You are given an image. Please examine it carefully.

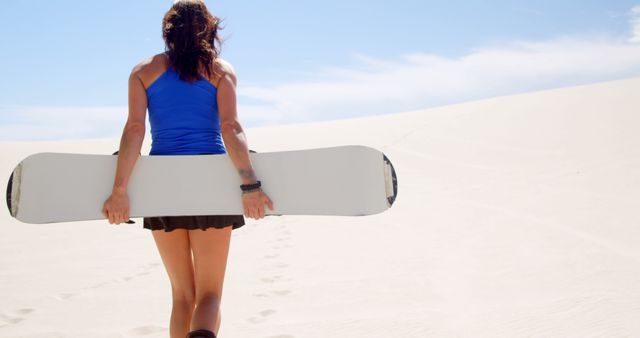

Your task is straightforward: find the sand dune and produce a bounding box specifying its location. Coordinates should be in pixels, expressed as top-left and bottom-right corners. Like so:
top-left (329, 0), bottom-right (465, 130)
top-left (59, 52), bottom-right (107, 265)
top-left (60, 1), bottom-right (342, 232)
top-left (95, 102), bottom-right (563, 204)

top-left (1, 77), bottom-right (639, 337)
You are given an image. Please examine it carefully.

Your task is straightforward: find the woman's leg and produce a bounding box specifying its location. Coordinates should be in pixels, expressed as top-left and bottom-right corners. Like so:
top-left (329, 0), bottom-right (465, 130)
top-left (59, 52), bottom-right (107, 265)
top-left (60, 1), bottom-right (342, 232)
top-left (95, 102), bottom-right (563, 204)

top-left (152, 229), bottom-right (196, 338)
top-left (188, 226), bottom-right (233, 335)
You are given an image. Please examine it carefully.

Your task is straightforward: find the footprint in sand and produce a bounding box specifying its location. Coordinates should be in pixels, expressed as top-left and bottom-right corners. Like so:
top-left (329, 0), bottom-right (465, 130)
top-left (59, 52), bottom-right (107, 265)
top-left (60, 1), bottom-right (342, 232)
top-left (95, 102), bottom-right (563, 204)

top-left (260, 275), bottom-right (287, 284)
top-left (246, 309), bottom-right (277, 324)
top-left (54, 262), bottom-right (161, 300)
top-left (13, 308), bottom-right (36, 315)
top-left (91, 281), bottom-right (111, 289)
top-left (254, 273), bottom-right (292, 298)
top-left (270, 289), bottom-right (291, 296)
top-left (0, 313), bottom-right (24, 325)
top-left (123, 270), bottom-right (151, 281)
top-left (127, 325), bottom-right (167, 336)
top-left (252, 288), bottom-right (292, 298)
top-left (53, 292), bottom-right (75, 300)
top-left (0, 308), bottom-right (36, 326)
top-left (273, 243), bottom-right (293, 249)
top-left (55, 282), bottom-right (111, 300)
top-left (260, 277), bottom-right (276, 284)
top-left (122, 263), bottom-right (160, 282)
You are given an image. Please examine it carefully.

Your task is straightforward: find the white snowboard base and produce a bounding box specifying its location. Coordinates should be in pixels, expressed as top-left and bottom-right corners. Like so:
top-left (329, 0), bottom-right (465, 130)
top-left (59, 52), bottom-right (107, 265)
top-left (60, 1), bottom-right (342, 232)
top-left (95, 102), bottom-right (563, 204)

top-left (7, 145), bottom-right (398, 224)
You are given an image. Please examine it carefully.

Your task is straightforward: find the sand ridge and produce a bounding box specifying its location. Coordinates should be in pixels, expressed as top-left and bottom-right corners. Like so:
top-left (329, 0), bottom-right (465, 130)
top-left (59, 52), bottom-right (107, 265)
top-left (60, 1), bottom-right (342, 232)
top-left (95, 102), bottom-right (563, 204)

top-left (0, 77), bottom-right (639, 337)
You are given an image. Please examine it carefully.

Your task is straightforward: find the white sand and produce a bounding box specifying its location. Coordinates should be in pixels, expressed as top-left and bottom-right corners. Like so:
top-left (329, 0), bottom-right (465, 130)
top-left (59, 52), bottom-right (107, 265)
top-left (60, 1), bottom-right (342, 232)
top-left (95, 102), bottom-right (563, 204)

top-left (1, 77), bottom-right (639, 337)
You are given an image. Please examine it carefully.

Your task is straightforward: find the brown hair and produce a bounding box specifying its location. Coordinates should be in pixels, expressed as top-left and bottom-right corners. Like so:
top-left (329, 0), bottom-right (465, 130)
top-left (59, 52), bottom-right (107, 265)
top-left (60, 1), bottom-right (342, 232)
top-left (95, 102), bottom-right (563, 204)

top-left (162, 0), bottom-right (223, 83)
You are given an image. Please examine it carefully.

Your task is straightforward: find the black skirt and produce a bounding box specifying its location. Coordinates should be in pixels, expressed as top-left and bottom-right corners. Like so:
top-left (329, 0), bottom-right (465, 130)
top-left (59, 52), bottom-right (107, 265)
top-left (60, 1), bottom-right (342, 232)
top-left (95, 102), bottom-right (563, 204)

top-left (143, 214), bottom-right (245, 232)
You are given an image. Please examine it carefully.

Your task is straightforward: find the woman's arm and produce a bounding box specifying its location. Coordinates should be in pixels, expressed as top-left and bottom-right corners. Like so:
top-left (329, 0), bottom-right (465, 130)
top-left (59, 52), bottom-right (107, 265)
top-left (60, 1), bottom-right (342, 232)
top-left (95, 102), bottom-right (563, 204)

top-left (217, 61), bottom-right (257, 184)
top-left (102, 65), bottom-right (147, 224)
top-left (216, 60), bottom-right (273, 218)
top-left (113, 66), bottom-right (147, 191)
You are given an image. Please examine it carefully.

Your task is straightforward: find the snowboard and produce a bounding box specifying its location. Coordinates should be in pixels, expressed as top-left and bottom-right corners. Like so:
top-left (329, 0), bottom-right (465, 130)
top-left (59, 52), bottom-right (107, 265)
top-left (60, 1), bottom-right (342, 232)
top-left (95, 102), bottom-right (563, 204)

top-left (6, 145), bottom-right (398, 224)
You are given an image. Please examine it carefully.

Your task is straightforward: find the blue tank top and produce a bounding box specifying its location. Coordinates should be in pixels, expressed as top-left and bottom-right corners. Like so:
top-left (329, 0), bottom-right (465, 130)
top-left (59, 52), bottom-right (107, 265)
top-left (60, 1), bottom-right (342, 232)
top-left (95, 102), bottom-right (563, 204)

top-left (146, 66), bottom-right (226, 155)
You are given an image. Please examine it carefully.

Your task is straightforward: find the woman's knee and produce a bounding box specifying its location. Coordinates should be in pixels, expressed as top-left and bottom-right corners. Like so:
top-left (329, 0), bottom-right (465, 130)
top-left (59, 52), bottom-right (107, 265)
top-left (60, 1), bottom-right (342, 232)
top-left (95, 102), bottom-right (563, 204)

top-left (195, 292), bottom-right (221, 307)
top-left (172, 288), bottom-right (196, 309)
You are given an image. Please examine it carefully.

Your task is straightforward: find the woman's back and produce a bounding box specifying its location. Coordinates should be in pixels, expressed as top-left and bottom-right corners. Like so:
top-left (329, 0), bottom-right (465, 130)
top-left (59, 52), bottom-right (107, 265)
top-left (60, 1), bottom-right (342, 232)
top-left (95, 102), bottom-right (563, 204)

top-left (146, 56), bottom-right (226, 156)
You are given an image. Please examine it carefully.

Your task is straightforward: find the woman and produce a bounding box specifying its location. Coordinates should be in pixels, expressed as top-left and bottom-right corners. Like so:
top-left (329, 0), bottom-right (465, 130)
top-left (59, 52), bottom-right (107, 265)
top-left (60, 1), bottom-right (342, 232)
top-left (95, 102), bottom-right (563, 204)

top-left (101, 1), bottom-right (273, 337)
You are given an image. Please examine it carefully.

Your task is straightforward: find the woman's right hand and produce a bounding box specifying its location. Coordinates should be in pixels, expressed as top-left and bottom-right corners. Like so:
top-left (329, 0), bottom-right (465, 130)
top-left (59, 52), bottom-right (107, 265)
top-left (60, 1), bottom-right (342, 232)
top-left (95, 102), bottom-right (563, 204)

top-left (242, 189), bottom-right (274, 219)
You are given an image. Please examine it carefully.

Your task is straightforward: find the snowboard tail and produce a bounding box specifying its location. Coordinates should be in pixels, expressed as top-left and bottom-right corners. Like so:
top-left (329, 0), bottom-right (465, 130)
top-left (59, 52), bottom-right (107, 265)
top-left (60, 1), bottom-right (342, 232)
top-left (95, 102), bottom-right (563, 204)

top-left (6, 171), bottom-right (13, 217)
top-left (7, 166), bottom-right (20, 218)
top-left (383, 154), bottom-right (398, 207)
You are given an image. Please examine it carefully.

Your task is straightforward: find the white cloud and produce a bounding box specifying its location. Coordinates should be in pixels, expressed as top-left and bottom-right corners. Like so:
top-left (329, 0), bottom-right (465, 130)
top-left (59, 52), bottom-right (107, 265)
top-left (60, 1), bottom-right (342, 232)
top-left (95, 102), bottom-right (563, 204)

top-left (631, 5), bottom-right (640, 43)
top-left (237, 37), bottom-right (640, 125)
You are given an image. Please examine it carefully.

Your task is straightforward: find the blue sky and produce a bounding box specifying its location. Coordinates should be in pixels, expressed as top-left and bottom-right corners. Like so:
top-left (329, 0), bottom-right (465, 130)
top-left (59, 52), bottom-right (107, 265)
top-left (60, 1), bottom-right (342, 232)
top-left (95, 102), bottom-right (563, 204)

top-left (1, 0), bottom-right (640, 140)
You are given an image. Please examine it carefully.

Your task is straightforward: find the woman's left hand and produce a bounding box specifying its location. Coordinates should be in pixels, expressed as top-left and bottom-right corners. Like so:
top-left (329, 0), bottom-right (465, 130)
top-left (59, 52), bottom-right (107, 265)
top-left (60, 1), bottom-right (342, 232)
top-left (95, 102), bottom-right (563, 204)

top-left (102, 190), bottom-right (130, 224)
